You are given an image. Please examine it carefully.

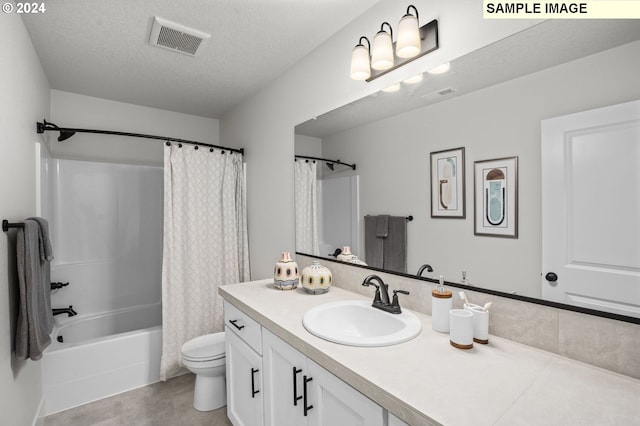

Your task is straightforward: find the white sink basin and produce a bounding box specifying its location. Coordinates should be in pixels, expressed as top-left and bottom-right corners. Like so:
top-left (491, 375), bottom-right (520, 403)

top-left (302, 300), bottom-right (422, 347)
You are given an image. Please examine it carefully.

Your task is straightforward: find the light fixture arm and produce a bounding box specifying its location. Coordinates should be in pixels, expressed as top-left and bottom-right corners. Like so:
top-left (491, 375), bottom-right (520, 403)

top-left (358, 36), bottom-right (370, 52)
top-left (405, 5), bottom-right (419, 22)
top-left (379, 22), bottom-right (393, 40)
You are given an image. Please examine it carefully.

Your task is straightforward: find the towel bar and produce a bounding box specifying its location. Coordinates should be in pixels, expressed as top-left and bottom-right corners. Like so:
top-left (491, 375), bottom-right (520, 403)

top-left (2, 219), bottom-right (24, 232)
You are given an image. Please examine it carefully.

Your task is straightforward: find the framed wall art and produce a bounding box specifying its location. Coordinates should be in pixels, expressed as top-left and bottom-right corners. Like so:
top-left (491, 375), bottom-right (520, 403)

top-left (430, 147), bottom-right (465, 218)
top-left (474, 156), bottom-right (518, 238)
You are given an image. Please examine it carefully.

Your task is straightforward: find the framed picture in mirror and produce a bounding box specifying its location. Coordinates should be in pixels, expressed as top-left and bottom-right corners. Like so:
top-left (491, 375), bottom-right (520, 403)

top-left (430, 147), bottom-right (466, 218)
top-left (474, 156), bottom-right (518, 238)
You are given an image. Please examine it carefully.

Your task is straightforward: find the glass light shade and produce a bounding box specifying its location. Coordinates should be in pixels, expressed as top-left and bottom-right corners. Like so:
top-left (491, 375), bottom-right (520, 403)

top-left (427, 62), bottom-right (451, 75)
top-left (396, 14), bottom-right (421, 58)
top-left (350, 44), bottom-right (371, 80)
top-left (382, 83), bottom-right (401, 93)
top-left (371, 30), bottom-right (394, 70)
top-left (403, 73), bottom-right (423, 84)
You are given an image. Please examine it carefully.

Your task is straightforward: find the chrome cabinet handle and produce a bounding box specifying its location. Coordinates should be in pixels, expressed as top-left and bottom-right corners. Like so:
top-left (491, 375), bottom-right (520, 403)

top-left (293, 367), bottom-right (303, 406)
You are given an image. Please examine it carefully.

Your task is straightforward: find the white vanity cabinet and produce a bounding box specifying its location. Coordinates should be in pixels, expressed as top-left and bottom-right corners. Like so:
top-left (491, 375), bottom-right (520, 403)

top-left (225, 301), bottom-right (264, 426)
top-left (262, 328), bottom-right (384, 426)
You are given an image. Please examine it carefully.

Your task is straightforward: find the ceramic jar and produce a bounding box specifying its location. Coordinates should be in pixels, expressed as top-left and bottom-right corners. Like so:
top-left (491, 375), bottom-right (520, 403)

top-left (349, 256), bottom-right (368, 266)
top-left (273, 252), bottom-right (299, 290)
top-left (336, 246), bottom-right (354, 262)
top-left (300, 261), bottom-right (332, 294)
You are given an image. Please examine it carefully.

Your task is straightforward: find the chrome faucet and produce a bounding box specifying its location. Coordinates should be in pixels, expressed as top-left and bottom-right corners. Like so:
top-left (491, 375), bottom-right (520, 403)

top-left (361, 275), bottom-right (409, 314)
top-left (52, 305), bottom-right (77, 317)
top-left (417, 264), bottom-right (433, 277)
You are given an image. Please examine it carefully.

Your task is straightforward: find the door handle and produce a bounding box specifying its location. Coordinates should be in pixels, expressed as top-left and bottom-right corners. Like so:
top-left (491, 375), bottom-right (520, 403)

top-left (303, 375), bottom-right (313, 416)
top-left (293, 367), bottom-right (302, 406)
top-left (251, 368), bottom-right (260, 398)
top-left (545, 272), bottom-right (558, 282)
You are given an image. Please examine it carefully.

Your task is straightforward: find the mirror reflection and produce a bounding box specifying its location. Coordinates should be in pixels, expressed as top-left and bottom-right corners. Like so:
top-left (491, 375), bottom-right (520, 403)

top-left (294, 20), bottom-right (640, 318)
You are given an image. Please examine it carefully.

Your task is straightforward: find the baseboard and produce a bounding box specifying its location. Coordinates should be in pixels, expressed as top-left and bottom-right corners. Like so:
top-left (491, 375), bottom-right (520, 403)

top-left (32, 397), bottom-right (46, 426)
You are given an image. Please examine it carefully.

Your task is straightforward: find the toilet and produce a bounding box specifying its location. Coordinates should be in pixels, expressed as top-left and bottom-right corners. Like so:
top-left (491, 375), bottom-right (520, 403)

top-left (181, 332), bottom-right (227, 411)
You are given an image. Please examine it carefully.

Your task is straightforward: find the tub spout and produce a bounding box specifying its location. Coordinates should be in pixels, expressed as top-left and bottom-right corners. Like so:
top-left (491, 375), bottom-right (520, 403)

top-left (52, 305), bottom-right (77, 317)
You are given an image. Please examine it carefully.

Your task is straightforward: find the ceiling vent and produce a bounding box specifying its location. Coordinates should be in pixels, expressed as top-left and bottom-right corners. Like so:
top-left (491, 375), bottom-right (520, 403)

top-left (420, 87), bottom-right (456, 100)
top-left (149, 17), bottom-right (210, 56)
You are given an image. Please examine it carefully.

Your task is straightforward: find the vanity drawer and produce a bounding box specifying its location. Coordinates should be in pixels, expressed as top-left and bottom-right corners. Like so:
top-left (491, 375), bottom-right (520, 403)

top-left (224, 300), bottom-right (262, 355)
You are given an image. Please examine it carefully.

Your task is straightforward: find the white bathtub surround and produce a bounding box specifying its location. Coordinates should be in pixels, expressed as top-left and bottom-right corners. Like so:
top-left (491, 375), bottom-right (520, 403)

top-left (46, 158), bottom-right (163, 316)
top-left (160, 144), bottom-right (249, 380)
top-left (43, 303), bottom-right (162, 414)
top-left (294, 159), bottom-right (319, 255)
top-left (220, 280), bottom-right (640, 425)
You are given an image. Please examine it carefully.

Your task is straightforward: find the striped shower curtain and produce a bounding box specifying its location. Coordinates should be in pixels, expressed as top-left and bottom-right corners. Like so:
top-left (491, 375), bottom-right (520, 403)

top-left (160, 143), bottom-right (249, 380)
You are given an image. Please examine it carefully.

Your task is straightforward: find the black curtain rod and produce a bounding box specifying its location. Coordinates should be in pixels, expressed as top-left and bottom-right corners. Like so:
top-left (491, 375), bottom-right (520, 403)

top-left (2, 220), bottom-right (24, 232)
top-left (294, 155), bottom-right (356, 170)
top-left (36, 120), bottom-right (244, 155)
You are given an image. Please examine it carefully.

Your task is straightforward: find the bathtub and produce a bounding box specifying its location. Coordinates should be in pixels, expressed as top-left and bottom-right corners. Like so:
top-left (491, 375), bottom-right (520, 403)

top-left (43, 303), bottom-right (162, 415)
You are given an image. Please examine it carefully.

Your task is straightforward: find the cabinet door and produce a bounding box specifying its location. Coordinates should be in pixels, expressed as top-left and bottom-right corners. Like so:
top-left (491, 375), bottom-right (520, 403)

top-left (307, 359), bottom-right (384, 426)
top-left (263, 329), bottom-right (308, 426)
top-left (226, 328), bottom-right (264, 426)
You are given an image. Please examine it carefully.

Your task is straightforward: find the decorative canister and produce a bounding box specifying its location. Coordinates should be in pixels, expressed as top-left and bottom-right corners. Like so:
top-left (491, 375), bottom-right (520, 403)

top-left (336, 246), bottom-right (354, 262)
top-left (349, 256), bottom-right (368, 266)
top-left (273, 252), bottom-right (299, 290)
top-left (300, 261), bottom-right (332, 294)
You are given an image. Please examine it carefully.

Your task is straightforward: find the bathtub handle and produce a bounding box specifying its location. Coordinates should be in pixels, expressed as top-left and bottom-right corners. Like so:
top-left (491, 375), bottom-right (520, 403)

top-left (251, 368), bottom-right (260, 398)
top-left (229, 319), bottom-right (245, 331)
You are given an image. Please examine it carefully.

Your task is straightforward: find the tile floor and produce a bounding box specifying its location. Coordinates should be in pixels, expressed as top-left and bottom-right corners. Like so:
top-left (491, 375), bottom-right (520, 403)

top-left (44, 373), bottom-right (232, 426)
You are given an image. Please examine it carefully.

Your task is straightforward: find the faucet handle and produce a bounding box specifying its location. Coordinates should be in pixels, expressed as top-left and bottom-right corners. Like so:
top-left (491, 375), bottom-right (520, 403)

top-left (391, 289), bottom-right (410, 309)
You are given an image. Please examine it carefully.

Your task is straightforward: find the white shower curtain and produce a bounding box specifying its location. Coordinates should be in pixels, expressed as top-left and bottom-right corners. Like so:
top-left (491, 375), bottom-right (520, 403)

top-left (294, 160), bottom-right (319, 255)
top-left (160, 143), bottom-right (249, 380)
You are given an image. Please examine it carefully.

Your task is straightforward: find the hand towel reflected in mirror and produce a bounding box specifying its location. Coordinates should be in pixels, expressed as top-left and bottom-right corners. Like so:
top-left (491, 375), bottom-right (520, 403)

top-left (364, 215), bottom-right (407, 273)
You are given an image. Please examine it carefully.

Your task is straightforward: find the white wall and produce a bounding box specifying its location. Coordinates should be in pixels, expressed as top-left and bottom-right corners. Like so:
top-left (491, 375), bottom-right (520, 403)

top-left (49, 90), bottom-right (220, 166)
top-left (321, 41), bottom-right (640, 297)
top-left (221, 0), bottom-right (538, 278)
top-left (0, 12), bottom-right (51, 426)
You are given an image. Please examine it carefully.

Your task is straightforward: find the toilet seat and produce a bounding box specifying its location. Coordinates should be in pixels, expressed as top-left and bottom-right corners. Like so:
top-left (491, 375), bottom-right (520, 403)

top-left (181, 333), bottom-right (226, 361)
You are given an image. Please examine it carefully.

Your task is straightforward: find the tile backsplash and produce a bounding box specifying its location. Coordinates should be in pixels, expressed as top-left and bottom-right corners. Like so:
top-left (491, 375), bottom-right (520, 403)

top-left (297, 254), bottom-right (640, 380)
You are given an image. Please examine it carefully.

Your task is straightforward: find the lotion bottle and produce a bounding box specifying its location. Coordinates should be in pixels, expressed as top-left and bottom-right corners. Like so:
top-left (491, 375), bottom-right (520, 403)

top-left (432, 275), bottom-right (452, 333)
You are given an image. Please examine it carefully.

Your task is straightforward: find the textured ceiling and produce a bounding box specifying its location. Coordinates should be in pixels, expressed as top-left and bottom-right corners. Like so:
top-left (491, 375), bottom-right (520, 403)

top-left (22, 0), bottom-right (379, 118)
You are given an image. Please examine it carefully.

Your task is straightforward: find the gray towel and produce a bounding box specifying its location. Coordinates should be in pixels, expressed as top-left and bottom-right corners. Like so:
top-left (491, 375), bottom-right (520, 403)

top-left (383, 216), bottom-right (407, 273)
top-left (376, 215), bottom-right (389, 238)
top-left (364, 215), bottom-right (407, 273)
top-left (364, 216), bottom-right (384, 269)
top-left (15, 219), bottom-right (54, 360)
top-left (26, 216), bottom-right (54, 262)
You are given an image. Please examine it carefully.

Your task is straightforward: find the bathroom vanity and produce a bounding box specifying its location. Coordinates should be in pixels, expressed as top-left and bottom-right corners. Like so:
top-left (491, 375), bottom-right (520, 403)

top-left (220, 279), bottom-right (640, 425)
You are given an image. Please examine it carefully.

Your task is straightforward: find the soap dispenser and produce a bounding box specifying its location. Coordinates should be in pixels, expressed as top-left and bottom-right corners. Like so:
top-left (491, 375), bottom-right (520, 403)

top-left (432, 275), bottom-right (452, 333)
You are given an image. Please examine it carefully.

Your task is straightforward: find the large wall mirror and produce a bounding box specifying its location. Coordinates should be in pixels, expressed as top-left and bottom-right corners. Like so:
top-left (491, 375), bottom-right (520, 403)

top-left (294, 20), bottom-right (640, 320)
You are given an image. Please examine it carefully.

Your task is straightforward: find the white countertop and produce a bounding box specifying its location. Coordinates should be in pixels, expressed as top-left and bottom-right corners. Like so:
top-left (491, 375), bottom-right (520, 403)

top-left (220, 280), bottom-right (640, 426)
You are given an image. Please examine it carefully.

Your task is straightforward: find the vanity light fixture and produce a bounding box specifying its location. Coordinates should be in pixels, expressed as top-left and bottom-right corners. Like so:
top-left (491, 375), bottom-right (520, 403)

top-left (382, 83), bottom-right (401, 93)
top-left (396, 6), bottom-right (421, 58)
top-left (427, 62), bottom-right (451, 75)
top-left (349, 5), bottom-right (439, 82)
top-left (371, 22), bottom-right (394, 70)
top-left (350, 36), bottom-right (371, 80)
top-left (403, 73), bottom-right (424, 84)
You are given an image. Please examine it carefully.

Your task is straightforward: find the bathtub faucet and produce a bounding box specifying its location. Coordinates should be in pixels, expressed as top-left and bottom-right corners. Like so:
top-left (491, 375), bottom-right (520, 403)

top-left (52, 305), bottom-right (77, 317)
